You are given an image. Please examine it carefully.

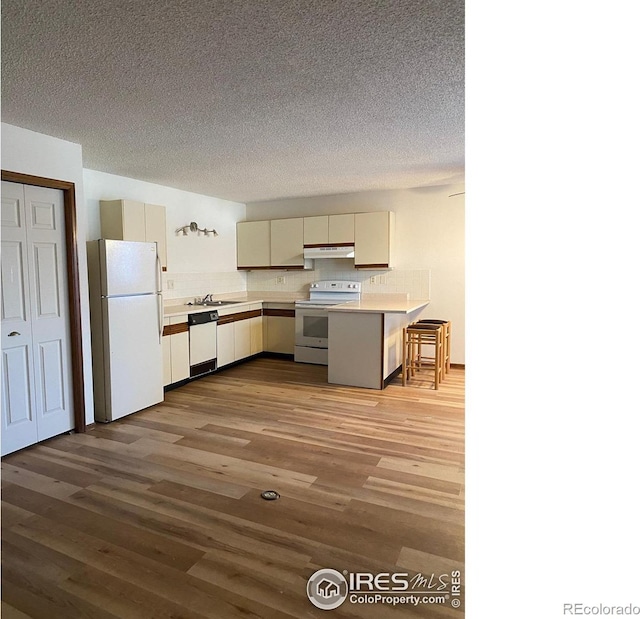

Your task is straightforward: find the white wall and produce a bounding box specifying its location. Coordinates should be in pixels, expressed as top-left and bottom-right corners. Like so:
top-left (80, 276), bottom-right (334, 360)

top-left (1, 122), bottom-right (95, 424)
top-left (83, 169), bottom-right (248, 299)
top-left (246, 185), bottom-right (465, 363)
top-left (83, 169), bottom-right (245, 271)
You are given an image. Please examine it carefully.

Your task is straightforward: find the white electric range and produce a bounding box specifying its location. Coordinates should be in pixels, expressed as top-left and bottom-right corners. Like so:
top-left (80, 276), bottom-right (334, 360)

top-left (294, 280), bottom-right (361, 365)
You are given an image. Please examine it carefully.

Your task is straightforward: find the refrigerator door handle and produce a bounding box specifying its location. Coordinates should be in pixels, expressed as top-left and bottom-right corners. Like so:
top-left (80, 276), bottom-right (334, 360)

top-left (155, 250), bottom-right (163, 343)
top-left (155, 251), bottom-right (162, 294)
top-left (157, 294), bottom-right (163, 344)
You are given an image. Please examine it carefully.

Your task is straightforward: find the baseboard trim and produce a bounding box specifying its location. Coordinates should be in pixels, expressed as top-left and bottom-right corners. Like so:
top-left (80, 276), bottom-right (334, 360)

top-left (260, 352), bottom-right (295, 361)
top-left (384, 365), bottom-right (403, 388)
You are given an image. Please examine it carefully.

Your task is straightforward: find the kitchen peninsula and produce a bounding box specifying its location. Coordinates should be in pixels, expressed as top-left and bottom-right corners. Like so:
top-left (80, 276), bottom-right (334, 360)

top-left (328, 298), bottom-right (430, 389)
top-left (163, 294), bottom-right (429, 391)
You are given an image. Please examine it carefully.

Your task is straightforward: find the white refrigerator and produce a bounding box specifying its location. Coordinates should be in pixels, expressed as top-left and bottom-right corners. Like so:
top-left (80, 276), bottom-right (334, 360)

top-left (87, 239), bottom-right (164, 422)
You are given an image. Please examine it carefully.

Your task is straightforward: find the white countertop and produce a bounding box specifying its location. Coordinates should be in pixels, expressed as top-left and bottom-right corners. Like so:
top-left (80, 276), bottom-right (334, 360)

top-left (163, 292), bottom-right (428, 317)
top-left (327, 299), bottom-right (430, 314)
top-left (163, 301), bottom-right (255, 318)
top-left (163, 292), bottom-right (302, 318)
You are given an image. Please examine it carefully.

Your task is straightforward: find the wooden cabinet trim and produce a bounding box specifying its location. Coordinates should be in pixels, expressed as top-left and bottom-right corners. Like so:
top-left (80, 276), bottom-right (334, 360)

top-left (263, 308), bottom-right (295, 318)
top-left (163, 322), bottom-right (188, 336)
top-left (238, 265), bottom-right (308, 271)
top-left (303, 242), bottom-right (354, 248)
top-left (217, 309), bottom-right (263, 325)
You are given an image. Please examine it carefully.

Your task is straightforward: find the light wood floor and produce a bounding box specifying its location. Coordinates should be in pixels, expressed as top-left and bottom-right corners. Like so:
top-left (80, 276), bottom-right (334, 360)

top-left (1, 357), bottom-right (465, 618)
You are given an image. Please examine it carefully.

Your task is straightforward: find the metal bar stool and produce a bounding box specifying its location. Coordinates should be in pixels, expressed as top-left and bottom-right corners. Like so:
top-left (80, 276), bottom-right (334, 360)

top-left (402, 323), bottom-right (443, 389)
top-left (417, 319), bottom-right (451, 374)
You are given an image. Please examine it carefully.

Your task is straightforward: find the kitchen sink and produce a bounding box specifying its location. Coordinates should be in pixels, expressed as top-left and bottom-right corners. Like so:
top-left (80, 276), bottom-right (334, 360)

top-left (187, 300), bottom-right (242, 306)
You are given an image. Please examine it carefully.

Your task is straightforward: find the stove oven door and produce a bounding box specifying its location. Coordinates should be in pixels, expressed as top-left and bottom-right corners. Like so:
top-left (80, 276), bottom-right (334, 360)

top-left (294, 307), bottom-right (331, 364)
top-left (295, 307), bottom-right (329, 349)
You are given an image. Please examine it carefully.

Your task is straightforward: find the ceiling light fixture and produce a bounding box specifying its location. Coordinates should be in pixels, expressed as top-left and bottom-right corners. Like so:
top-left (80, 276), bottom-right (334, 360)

top-left (175, 221), bottom-right (218, 237)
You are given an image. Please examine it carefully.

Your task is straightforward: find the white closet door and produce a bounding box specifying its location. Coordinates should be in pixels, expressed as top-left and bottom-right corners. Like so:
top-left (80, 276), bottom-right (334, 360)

top-left (1, 181), bottom-right (74, 456)
top-left (1, 182), bottom-right (38, 454)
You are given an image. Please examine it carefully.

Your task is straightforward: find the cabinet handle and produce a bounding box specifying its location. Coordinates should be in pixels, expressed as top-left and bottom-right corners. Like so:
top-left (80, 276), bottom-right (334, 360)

top-left (9, 331), bottom-right (20, 336)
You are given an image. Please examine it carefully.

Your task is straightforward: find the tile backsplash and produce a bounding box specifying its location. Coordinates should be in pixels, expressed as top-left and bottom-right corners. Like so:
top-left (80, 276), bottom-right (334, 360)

top-left (248, 261), bottom-right (431, 300)
top-left (162, 271), bottom-right (247, 302)
top-left (162, 263), bottom-right (431, 303)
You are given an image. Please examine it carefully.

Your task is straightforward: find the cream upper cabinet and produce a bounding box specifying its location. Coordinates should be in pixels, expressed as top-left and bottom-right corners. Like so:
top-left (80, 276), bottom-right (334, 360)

top-left (143, 203), bottom-right (167, 271)
top-left (354, 211), bottom-right (395, 268)
top-left (100, 199), bottom-right (167, 270)
top-left (270, 218), bottom-right (306, 268)
top-left (303, 216), bottom-right (328, 245)
top-left (303, 214), bottom-right (354, 245)
top-left (237, 220), bottom-right (270, 269)
top-left (329, 214), bottom-right (354, 244)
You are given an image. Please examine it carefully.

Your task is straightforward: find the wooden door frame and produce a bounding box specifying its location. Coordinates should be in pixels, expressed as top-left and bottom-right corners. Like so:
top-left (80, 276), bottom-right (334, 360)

top-left (2, 170), bottom-right (86, 433)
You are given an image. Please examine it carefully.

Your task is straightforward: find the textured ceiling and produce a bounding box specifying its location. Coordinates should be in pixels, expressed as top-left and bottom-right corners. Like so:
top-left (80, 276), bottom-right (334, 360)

top-left (1, 0), bottom-right (464, 203)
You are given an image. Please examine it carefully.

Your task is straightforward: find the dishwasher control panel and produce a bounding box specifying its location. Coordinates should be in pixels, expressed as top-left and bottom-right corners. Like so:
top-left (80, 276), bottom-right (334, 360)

top-left (188, 310), bottom-right (219, 326)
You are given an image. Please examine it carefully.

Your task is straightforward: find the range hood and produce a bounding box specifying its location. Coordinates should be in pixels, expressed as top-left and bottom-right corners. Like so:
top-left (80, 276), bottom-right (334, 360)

top-left (303, 245), bottom-right (355, 259)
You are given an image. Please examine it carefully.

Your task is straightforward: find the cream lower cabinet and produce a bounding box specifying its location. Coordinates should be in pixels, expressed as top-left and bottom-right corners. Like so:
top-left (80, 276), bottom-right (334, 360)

top-left (250, 316), bottom-right (263, 354)
top-left (234, 319), bottom-right (251, 360)
top-left (263, 314), bottom-right (295, 354)
top-left (216, 322), bottom-right (235, 368)
top-left (100, 199), bottom-right (168, 270)
top-left (217, 305), bottom-right (263, 367)
top-left (162, 317), bottom-right (190, 386)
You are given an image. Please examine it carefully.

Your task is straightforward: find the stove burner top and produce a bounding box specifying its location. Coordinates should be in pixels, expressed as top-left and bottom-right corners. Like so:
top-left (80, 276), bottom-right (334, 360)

top-left (294, 300), bottom-right (344, 307)
top-left (297, 280), bottom-right (362, 307)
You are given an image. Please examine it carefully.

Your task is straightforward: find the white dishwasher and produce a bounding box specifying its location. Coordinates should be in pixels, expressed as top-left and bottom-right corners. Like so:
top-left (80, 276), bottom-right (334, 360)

top-left (188, 310), bottom-right (219, 377)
